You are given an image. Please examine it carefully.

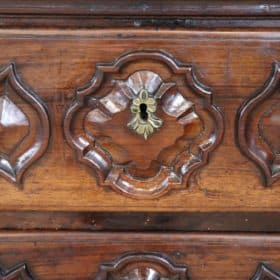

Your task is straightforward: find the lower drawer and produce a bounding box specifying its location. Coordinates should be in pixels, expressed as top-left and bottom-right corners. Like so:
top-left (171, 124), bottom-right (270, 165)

top-left (0, 232), bottom-right (280, 280)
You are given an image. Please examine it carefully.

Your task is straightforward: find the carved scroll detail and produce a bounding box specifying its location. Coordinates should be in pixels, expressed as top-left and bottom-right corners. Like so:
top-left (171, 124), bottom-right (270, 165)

top-left (64, 50), bottom-right (224, 199)
top-left (237, 62), bottom-right (280, 186)
top-left (251, 263), bottom-right (280, 280)
top-left (0, 63), bottom-right (50, 184)
top-left (95, 252), bottom-right (188, 280)
top-left (0, 263), bottom-right (33, 280)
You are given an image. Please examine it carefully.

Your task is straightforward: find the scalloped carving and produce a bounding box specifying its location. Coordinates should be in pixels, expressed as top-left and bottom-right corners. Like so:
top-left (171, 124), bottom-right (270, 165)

top-left (95, 252), bottom-right (188, 280)
top-left (0, 263), bottom-right (33, 279)
top-left (251, 263), bottom-right (280, 280)
top-left (0, 63), bottom-right (50, 184)
top-left (64, 50), bottom-right (224, 199)
top-left (237, 62), bottom-right (280, 186)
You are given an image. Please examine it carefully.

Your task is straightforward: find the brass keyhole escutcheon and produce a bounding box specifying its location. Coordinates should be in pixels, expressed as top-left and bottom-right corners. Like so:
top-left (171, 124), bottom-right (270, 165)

top-left (127, 89), bottom-right (163, 140)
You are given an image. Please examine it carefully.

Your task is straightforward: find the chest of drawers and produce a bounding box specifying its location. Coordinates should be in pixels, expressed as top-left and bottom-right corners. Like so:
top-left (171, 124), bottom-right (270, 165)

top-left (0, 1), bottom-right (280, 279)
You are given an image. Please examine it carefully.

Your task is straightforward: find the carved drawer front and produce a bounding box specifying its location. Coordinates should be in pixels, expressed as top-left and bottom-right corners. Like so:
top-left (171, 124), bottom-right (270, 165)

top-left (0, 233), bottom-right (280, 279)
top-left (0, 28), bottom-right (280, 212)
top-left (64, 50), bottom-right (223, 199)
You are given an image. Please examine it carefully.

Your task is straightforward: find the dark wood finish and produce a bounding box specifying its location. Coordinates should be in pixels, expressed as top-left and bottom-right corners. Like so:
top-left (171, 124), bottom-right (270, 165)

top-left (1, 17), bottom-right (280, 29)
top-left (0, 232), bottom-right (279, 279)
top-left (2, 211), bottom-right (280, 232)
top-left (0, 1), bottom-right (280, 29)
top-left (0, 0), bottom-right (279, 17)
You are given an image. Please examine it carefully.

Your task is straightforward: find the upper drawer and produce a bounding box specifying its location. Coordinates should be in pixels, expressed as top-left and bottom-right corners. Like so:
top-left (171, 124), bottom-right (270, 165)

top-left (0, 28), bottom-right (279, 212)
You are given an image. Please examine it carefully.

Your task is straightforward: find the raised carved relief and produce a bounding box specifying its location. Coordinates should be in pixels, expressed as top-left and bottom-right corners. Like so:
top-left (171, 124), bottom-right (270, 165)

top-left (237, 62), bottom-right (280, 186)
top-left (64, 50), bottom-right (224, 198)
top-left (251, 263), bottom-right (280, 280)
top-left (0, 63), bottom-right (50, 184)
top-left (0, 263), bottom-right (33, 279)
top-left (94, 252), bottom-right (188, 280)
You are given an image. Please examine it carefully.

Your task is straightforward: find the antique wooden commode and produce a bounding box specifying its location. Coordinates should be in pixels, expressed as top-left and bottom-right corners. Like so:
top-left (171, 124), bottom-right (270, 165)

top-left (0, 1), bottom-right (280, 279)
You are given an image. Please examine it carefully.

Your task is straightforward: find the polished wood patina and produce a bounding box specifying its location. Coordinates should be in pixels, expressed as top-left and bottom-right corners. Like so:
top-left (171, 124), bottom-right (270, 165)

top-left (0, 1), bottom-right (280, 279)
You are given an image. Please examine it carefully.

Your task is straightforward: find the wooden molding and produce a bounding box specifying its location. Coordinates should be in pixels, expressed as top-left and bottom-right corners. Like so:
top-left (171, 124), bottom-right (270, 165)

top-left (0, 263), bottom-right (33, 280)
top-left (252, 263), bottom-right (280, 280)
top-left (0, 1), bottom-right (279, 17)
top-left (64, 50), bottom-right (224, 199)
top-left (237, 62), bottom-right (280, 186)
top-left (95, 252), bottom-right (188, 280)
top-left (0, 63), bottom-right (50, 185)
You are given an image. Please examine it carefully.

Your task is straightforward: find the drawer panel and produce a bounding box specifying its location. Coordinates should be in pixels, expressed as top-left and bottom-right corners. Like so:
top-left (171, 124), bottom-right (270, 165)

top-left (0, 232), bottom-right (280, 279)
top-left (0, 29), bottom-right (279, 212)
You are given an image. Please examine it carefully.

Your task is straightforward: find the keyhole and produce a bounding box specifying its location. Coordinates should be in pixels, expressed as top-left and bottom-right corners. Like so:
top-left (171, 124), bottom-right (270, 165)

top-left (139, 103), bottom-right (148, 121)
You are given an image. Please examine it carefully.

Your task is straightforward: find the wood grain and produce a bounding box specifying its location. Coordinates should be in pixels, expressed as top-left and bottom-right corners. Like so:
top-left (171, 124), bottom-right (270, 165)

top-left (0, 232), bottom-right (279, 279)
top-left (0, 29), bottom-right (279, 211)
top-left (1, 211), bottom-right (280, 232)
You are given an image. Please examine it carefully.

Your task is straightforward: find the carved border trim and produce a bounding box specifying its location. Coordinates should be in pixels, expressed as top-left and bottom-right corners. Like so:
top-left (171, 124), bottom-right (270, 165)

top-left (0, 263), bottom-right (33, 279)
top-left (251, 263), bottom-right (280, 280)
top-left (0, 63), bottom-right (50, 184)
top-left (236, 62), bottom-right (280, 186)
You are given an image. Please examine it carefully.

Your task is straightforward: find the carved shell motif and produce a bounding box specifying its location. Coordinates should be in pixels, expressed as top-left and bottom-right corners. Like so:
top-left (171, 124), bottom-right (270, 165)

top-left (64, 50), bottom-right (224, 199)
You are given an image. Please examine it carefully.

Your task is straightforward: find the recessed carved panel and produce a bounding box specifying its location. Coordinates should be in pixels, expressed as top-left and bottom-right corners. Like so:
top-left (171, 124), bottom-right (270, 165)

top-left (251, 263), bottom-right (280, 280)
top-left (237, 62), bottom-right (280, 186)
top-left (0, 263), bottom-right (33, 279)
top-left (95, 252), bottom-right (188, 280)
top-left (64, 50), bottom-right (224, 198)
top-left (0, 63), bottom-right (50, 184)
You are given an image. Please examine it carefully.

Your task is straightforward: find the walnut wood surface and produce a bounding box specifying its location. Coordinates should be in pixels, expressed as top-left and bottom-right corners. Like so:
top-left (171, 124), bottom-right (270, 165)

top-left (0, 29), bottom-right (279, 211)
top-left (1, 2), bottom-right (280, 279)
top-left (0, 232), bottom-right (279, 279)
